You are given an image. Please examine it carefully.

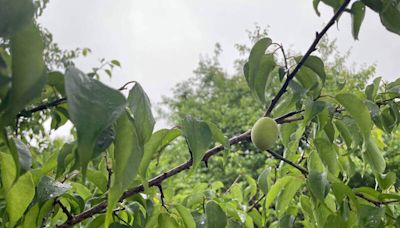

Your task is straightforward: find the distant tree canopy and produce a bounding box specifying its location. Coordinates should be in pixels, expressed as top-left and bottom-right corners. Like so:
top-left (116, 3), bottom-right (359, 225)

top-left (0, 0), bottom-right (400, 227)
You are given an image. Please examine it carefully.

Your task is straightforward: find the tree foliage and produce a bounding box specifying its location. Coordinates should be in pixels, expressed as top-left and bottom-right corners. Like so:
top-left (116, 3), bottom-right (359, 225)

top-left (1, 0), bottom-right (400, 227)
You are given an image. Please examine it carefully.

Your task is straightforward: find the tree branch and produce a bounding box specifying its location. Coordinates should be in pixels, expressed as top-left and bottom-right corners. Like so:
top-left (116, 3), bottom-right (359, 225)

top-left (266, 149), bottom-right (308, 176)
top-left (57, 112), bottom-right (302, 227)
top-left (263, 0), bottom-right (351, 117)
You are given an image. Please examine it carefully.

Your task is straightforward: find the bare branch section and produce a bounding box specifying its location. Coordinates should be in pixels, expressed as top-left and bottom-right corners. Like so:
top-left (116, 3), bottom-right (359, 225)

top-left (264, 0), bottom-right (351, 117)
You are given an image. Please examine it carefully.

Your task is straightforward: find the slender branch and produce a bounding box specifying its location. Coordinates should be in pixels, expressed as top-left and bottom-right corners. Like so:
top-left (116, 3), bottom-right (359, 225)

top-left (264, 0), bottom-right (351, 117)
top-left (17, 97), bottom-right (67, 118)
top-left (356, 193), bottom-right (400, 206)
top-left (266, 149), bottom-right (308, 176)
top-left (247, 194), bottom-right (266, 212)
top-left (56, 200), bottom-right (73, 220)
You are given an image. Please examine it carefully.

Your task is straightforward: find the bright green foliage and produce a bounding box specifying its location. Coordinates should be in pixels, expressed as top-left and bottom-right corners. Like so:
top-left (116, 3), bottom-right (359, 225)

top-left (1, 0), bottom-right (400, 227)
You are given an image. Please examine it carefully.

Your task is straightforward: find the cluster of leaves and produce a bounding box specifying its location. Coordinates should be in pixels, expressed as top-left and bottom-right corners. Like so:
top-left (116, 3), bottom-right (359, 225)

top-left (0, 0), bottom-right (400, 227)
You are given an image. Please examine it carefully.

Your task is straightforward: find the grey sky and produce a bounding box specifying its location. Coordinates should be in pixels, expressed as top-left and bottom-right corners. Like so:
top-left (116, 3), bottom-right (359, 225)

top-left (38, 0), bottom-right (399, 134)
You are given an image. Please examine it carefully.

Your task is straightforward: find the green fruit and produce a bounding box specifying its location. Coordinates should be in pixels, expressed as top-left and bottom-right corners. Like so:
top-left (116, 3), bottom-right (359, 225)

top-left (251, 117), bottom-right (279, 150)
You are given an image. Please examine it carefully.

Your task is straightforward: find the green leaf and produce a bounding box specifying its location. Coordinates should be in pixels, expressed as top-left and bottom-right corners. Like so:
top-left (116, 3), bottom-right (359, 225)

top-left (279, 214), bottom-right (295, 228)
top-left (139, 128), bottom-right (181, 178)
top-left (313, 0), bottom-right (322, 16)
top-left (351, 1), bottom-right (366, 40)
top-left (6, 172), bottom-right (35, 227)
top-left (276, 178), bottom-right (304, 217)
top-left (0, 152), bottom-right (16, 193)
top-left (365, 77), bottom-right (381, 101)
top-left (380, 0), bottom-right (400, 35)
top-left (333, 119), bottom-right (353, 148)
top-left (253, 54), bottom-right (276, 103)
top-left (376, 172), bottom-right (396, 190)
top-left (205, 121), bottom-right (229, 148)
top-left (296, 55), bottom-right (326, 83)
top-left (357, 205), bottom-right (384, 228)
top-left (265, 176), bottom-right (298, 209)
top-left (362, 0), bottom-right (382, 12)
top-left (205, 200), bottom-right (227, 228)
top-left (106, 110), bottom-right (143, 226)
top-left (87, 169), bottom-right (108, 193)
top-left (307, 171), bottom-right (330, 202)
top-left (22, 203), bottom-right (39, 228)
top-left (158, 213), bottom-right (180, 228)
top-left (246, 38), bottom-right (275, 103)
top-left (1, 23), bottom-right (45, 125)
top-left (363, 137), bottom-right (386, 173)
top-left (257, 168), bottom-right (270, 194)
top-left (14, 138), bottom-right (32, 171)
top-left (56, 142), bottom-right (75, 178)
top-left (0, 0), bottom-right (35, 37)
top-left (111, 59), bottom-right (121, 67)
top-left (180, 116), bottom-right (212, 171)
top-left (65, 66), bottom-right (126, 172)
top-left (304, 100), bottom-right (325, 125)
top-left (93, 126), bottom-right (115, 158)
top-left (335, 93), bottom-right (372, 139)
top-left (314, 138), bottom-right (339, 176)
top-left (127, 82), bottom-right (155, 144)
top-left (175, 204), bottom-right (196, 228)
top-left (47, 71), bottom-right (66, 96)
top-left (36, 176), bottom-right (71, 205)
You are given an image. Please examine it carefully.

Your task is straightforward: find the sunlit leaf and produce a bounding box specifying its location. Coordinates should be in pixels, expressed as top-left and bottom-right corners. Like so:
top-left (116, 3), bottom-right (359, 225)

top-left (175, 204), bottom-right (196, 228)
top-left (6, 172), bottom-right (35, 227)
top-left (363, 137), bottom-right (386, 173)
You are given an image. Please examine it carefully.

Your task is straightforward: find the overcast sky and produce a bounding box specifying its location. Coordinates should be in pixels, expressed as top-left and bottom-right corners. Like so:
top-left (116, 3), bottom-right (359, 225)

top-left (38, 0), bottom-right (400, 134)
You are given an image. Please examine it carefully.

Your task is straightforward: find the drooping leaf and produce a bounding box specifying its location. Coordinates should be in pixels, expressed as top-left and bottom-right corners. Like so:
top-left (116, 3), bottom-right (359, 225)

top-left (304, 100), bottom-right (325, 125)
top-left (351, 1), bottom-right (366, 39)
top-left (93, 126), bottom-right (115, 158)
top-left (14, 138), bottom-right (32, 171)
top-left (333, 119), bottom-right (353, 148)
top-left (56, 142), bottom-right (75, 178)
top-left (22, 203), bottom-right (39, 228)
top-left (139, 128), bottom-right (181, 178)
top-left (363, 137), bottom-right (386, 173)
top-left (180, 116), bottom-right (213, 171)
top-left (6, 172), bottom-right (35, 227)
top-left (65, 66), bottom-right (126, 172)
top-left (0, 152), bottom-right (16, 193)
top-left (314, 138), bottom-right (339, 176)
top-left (279, 214), bottom-right (295, 228)
top-left (175, 204), bottom-right (196, 228)
top-left (362, 0), bottom-right (382, 12)
top-left (307, 171), bottom-right (330, 202)
top-left (205, 200), bottom-right (227, 228)
top-left (36, 176), bottom-right (71, 205)
top-left (313, 0), bottom-right (322, 16)
top-left (0, 0), bottom-right (35, 37)
top-left (365, 77), bottom-right (381, 101)
top-left (0, 23), bottom-right (45, 126)
top-left (276, 178), bottom-right (304, 216)
top-left (127, 82), bottom-right (155, 144)
top-left (205, 121), bottom-right (229, 148)
top-left (265, 176), bottom-right (297, 209)
top-left (245, 38), bottom-right (275, 103)
top-left (335, 93), bottom-right (372, 139)
top-left (106, 110), bottom-right (143, 226)
top-left (257, 168), bottom-right (270, 194)
top-left (379, 0), bottom-right (400, 35)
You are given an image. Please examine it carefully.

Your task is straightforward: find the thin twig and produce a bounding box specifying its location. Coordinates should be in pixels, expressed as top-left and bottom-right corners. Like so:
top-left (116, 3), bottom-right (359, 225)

top-left (56, 200), bottom-right (73, 220)
top-left (266, 149), bottom-right (308, 176)
top-left (247, 194), bottom-right (266, 212)
top-left (264, 0), bottom-right (351, 117)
